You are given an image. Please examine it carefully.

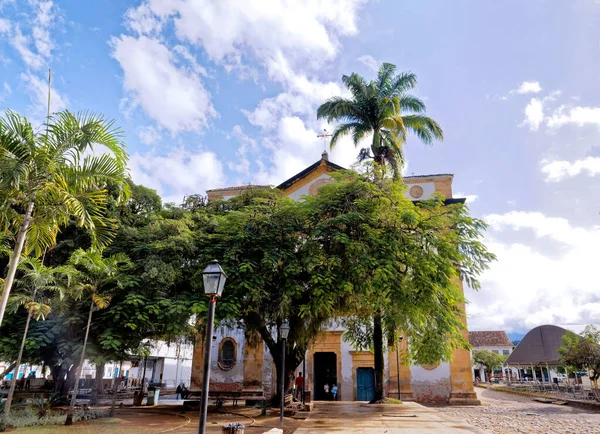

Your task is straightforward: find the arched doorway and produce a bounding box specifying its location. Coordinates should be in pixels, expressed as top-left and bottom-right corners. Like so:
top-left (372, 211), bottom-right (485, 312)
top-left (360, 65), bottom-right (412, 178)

top-left (314, 352), bottom-right (337, 400)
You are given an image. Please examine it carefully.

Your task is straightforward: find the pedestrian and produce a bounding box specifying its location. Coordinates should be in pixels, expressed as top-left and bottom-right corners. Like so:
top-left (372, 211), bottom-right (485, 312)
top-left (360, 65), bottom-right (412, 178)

top-left (18, 376), bottom-right (25, 391)
top-left (323, 383), bottom-right (329, 399)
top-left (331, 384), bottom-right (338, 401)
top-left (295, 372), bottom-right (304, 401)
top-left (176, 383), bottom-right (183, 399)
top-left (181, 383), bottom-right (190, 399)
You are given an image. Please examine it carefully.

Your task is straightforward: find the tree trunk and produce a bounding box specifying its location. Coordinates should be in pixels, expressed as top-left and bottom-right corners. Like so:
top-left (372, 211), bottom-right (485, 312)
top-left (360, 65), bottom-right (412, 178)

top-left (371, 313), bottom-right (385, 403)
top-left (65, 300), bottom-right (94, 426)
top-left (1, 311), bottom-right (32, 427)
top-left (0, 200), bottom-right (34, 328)
top-left (89, 362), bottom-right (105, 405)
top-left (109, 361), bottom-right (123, 417)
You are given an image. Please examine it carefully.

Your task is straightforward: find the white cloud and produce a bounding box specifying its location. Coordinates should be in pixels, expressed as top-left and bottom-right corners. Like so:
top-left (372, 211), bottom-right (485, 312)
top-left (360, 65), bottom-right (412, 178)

top-left (0, 17), bottom-right (10, 33)
top-left (454, 192), bottom-right (478, 203)
top-left (357, 54), bottom-right (379, 72)
top-left (540, 156), bottom-right (600, 182)
top-left (129, 148), bottom-right (226, 204)
top-left (21, 71), bottom-right (68, 114)
top-left (0, 81), bottom-right (10, 104)
top-left (468, 211), bottom-right (600, 331)
top-left (130, 0), bottom-right (365, 76)
top-left (521, 97), bottom-right (544, 131)
top-left (111, 35), bottom-right (216, 134)
top-left (138, 125), bottom-right (161, 145)
top-left (546, 105), bottom-right (600, 129)
top-left (7, 1), bottom-right (57, 70)
top-left (514, 81), bottom-right (542, 94)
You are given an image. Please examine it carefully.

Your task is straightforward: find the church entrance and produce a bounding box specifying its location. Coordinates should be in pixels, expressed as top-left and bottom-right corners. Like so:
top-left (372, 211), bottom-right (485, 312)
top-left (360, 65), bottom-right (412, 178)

top-left (314, 352), bottom-right (337, 400)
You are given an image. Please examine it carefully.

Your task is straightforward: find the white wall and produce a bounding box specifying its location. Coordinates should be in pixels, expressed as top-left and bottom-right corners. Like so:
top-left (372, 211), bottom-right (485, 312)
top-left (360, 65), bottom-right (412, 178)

top-left (287, 173), bottom-right (332, 201)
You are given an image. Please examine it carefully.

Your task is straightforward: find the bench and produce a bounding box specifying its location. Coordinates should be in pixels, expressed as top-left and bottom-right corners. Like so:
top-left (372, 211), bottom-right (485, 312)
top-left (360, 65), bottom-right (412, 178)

top-left (186, 391), bottom-right (242, 409)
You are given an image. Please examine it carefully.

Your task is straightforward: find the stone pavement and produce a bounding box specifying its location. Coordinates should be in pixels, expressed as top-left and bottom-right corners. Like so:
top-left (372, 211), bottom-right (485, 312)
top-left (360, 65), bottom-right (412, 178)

top-left (295, 401), bottom-right (489, 433)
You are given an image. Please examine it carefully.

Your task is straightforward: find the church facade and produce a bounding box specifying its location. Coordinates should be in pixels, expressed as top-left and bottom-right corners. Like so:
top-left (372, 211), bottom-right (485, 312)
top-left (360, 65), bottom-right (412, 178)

top-left (190, 153), bottom-right (479, 404)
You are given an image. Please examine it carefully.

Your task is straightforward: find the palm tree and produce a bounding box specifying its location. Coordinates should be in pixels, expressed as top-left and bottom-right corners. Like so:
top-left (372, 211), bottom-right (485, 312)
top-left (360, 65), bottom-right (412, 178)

top-left (317, 62), bottom-right (443, 177)
top-left (64, 248), bottom-right (131, 426)
top-left (1, 257), bottom-right (72, 425)
top-left (318, 63), bottom-right (443, 402)
top-left (0, 110), bottom-right (129, 328)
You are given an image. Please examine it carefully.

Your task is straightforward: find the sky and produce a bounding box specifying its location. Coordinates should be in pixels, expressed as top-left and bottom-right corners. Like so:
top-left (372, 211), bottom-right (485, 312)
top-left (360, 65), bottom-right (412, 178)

top-left (1, 0), bottom-right (599, 335)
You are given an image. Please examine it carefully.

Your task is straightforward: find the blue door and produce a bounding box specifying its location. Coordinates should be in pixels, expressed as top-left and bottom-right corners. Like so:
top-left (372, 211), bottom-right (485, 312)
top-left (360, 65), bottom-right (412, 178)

top-left (356, 368), bottom-right (375, 401)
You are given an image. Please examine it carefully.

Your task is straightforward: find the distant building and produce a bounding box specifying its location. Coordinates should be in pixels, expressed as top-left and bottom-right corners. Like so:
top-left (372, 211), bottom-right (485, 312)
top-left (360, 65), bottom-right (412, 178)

top-left (505, 325), bottom-right (571, 383)
top-left (469, 330), bottom-right (515, 381)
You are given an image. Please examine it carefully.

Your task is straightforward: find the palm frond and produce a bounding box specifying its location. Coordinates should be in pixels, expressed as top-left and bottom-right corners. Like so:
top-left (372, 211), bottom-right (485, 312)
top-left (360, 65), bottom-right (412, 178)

top-left (402, 115), bottom-right (444, 144)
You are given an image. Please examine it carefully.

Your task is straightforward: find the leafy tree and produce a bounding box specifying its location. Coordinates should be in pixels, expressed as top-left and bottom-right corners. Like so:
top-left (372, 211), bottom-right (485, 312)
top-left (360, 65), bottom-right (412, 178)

top-left (198, 189), bottom-right (349, 400)
top-left (64, 248), bottom-right (131, 425)
top-left (472, 350), bottom-right (506, 382)
top-left (304, 171), bottom-right (494, 401)
top-left (1, 257), bottom-right (71, 425)
top-left (0, 110), bottom-right (129, 328)
top-left (317, 63), bottom-right (443, 178)
top-left (560, 325), bottom-right (600, 388)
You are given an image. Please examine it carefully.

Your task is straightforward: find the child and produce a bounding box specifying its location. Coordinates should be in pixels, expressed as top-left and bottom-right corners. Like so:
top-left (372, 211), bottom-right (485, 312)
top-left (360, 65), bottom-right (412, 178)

top-left (323, 383), bottom-right (329, 399)
top-left (331, 384), bottom-right (338, 401)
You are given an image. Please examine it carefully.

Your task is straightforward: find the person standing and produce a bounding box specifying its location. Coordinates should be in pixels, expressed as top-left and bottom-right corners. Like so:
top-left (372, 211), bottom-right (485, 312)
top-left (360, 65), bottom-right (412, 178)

top-left (294, 372), bottom-right (304, 401)
top-left (331, 384), bottom-right (338, 401)
top-left (176, 383), bottom-right (183, 399)
top-left (323, 383), bottom-right (329, 400)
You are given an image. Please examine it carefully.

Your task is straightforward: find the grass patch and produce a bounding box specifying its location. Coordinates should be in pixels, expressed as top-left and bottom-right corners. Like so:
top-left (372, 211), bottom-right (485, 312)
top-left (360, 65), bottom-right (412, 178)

top-left (4, 407), bottom-right (108, 429)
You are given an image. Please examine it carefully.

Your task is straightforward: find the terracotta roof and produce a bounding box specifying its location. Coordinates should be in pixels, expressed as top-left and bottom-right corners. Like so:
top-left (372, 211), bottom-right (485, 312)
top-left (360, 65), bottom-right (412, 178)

top-left (207, 185), bottom-right (271, 193)
top-left (469, 331), bottom-right (513, 347)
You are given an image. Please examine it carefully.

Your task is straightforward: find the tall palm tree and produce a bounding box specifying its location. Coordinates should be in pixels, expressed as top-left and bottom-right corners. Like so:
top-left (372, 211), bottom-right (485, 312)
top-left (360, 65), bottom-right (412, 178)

top-left (0, 110), bottom-right (129, 328)
top-left (317, 63), bottom-right (443, 402)
top-left (317, 63), bottom-right (443, 177)
top-left (64, 248), bottom-right (131, 426)
top-left (1, 257), bottom-right (72, 425)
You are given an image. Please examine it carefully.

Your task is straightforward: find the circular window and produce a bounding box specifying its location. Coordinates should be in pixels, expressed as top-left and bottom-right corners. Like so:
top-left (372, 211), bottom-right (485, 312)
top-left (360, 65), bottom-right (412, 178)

top-left (421, 361), bottom-right (440, 370)
top-left (218, 338), bottom-right (237, 370)
top-left (308, 178), bottom-right (333, 196)
top-left (409, 185), bottom-right (424, 199)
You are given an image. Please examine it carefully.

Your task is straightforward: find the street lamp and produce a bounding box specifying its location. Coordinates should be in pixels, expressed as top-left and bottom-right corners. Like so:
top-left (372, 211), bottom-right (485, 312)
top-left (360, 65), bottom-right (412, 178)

top-left (198, 260), bottom-right (227, 434)
top-left (279, 321), bottom-right (290, 427)
top-left (396, 336), bottom-right (403, 400)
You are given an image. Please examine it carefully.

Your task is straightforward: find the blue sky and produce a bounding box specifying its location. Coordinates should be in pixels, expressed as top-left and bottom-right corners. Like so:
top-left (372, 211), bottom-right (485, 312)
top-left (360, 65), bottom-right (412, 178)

top-left (1, 0), bottom-right (599, 334)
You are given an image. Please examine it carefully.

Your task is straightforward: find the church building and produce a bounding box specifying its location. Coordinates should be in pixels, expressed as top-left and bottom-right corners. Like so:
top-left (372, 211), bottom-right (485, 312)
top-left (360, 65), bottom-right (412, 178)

top-left (190, 152), bottom-right (479, 405)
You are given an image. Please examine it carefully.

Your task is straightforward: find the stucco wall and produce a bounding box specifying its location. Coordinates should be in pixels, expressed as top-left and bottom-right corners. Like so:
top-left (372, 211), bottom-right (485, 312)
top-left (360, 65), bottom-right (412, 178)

top-left (410, 362), bottom-right (452, 403)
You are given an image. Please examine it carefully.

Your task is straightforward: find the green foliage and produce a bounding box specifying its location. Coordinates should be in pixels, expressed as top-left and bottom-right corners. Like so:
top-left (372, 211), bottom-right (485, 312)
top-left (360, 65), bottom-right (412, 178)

top-left (559, 325), bottom-right (600, 384)
top-left (472, 350), bottom-right (506, 374)
top-left (306, 172), bottom-right (495, 365)
top-left (317, 63), bottom-right (443, 178)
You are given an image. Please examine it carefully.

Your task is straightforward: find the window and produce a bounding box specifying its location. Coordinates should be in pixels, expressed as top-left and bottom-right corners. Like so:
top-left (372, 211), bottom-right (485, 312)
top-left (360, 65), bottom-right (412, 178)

top-left (503, 350), bottom-right (510, 356)
top-left (218, 338), bottom-right (237, 370)
top-left (492, 350), bottom-right (499, 354)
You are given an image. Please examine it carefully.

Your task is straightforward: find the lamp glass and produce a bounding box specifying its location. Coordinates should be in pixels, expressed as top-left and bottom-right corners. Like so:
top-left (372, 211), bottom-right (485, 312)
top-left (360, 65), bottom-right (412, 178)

top-left (202, 260), bottom-right (227, 297)
top-left (279, 321), bottom-right (290, 340)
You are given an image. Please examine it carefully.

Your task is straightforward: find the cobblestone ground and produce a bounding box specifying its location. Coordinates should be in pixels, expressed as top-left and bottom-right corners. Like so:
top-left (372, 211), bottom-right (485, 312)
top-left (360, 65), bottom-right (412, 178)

top-left (436, 387), bottom-right (600, 434)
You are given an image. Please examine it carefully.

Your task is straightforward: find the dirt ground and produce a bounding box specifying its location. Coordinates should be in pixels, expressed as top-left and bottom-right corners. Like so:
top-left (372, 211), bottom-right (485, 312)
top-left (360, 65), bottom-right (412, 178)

top-left (11, 405), bottom-right (303, 434)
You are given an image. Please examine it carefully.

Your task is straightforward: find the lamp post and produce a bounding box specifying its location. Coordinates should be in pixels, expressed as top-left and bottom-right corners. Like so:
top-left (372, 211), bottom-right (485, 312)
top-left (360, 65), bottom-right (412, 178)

top-left (396, 336), bottom-right (403, 400)
top-left (279, 321), bottom-right (290, 427)
top-left (198, 260), bottom-right (227, 434)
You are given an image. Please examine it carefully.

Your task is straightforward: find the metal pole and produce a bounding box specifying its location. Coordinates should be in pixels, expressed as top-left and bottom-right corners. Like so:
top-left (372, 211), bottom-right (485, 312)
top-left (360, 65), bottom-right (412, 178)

top-left (198, 296), bottom-right (216, 434)
top-left (280, 337), bottom-right (286, 426)
top-left (395, 344), bottom-right (401, 400)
